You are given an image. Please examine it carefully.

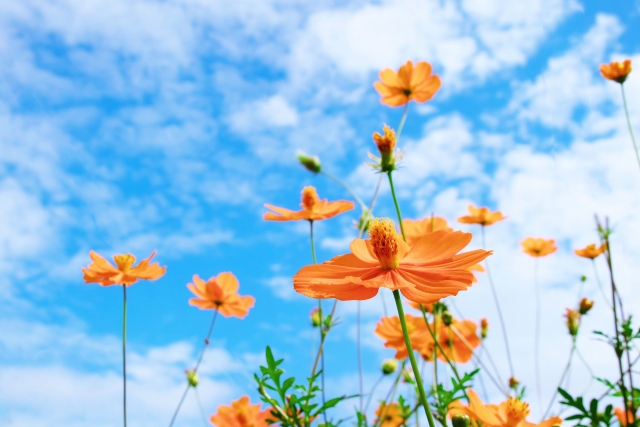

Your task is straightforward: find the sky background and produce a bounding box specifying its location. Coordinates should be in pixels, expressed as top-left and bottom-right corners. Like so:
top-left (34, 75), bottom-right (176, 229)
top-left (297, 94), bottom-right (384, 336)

top-left (2, 0), bottom-right (640, 426)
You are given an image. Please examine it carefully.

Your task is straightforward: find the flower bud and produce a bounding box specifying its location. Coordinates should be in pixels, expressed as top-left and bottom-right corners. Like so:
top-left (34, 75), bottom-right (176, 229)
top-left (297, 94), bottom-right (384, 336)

top-left (372, 125), bottom-right (398, 172)
top-left (310, 308), bottom-right (322, 327)
top-left (452, 414), bottom-right (471, 427)
top-left (509, 377), bottom-right (519, 389)
top-left (579, 298), bottom-right (594, 315)
top-left (186, 369), bottom-right (199, 387)
top-left (381, 359), bottom-right (398, 375)
top-left (480, 318), bottom-right (489, 339)
top-left (296, 152), bottom-right (321, 174)
top-left (356, 209), bottom-right (373, 234)
top-left (441, 311), bottom-right (453, 326)
top-left (402, 369), bottom-right (415, 384)
top-left (565, 309), bottom-right (581, 337)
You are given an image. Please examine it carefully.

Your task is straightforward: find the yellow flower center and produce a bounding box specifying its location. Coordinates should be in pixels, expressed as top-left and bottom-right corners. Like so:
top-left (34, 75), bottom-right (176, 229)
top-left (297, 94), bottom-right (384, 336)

top-left (505, 397), bottom-right (529, 427)
top-left (372, 125), bottom-right (397, 155)
top-left (369, 218), bottom-right (401, 270)
top-left (114, 254), bottom-right (136, 273)
top-left (301, 186), bottom-right (320, 212)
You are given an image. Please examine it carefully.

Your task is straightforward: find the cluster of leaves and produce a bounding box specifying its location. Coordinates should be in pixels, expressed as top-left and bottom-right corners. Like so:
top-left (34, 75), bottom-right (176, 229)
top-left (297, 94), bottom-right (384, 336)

top-left (254, 346), bottom-right (349, 427)
top-left (431, 369), bottom-right (479, 426)
top-left (558, 388), bottom-right (614, 427)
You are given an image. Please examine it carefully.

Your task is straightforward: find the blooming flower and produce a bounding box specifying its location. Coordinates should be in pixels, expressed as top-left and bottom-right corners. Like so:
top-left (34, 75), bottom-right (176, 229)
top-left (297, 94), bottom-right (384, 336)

top-left (264, 186), bottom-right (354, 222)
top-left (458, 205), bottom-right (505, 227)
top-left (600, 59), bottom-right (632, 84)
top-left (574, 243), bottom-right (606, 259)
top-left (403, 216), bottom-right (453, 246)
top-left (375, 403), bottom-right (405, 427)
top-left (293, 218), bottom-right (492, 303)
top-left (521, 238), bottom-right (557, 257)
top-left (210, 396), bottom-right (270, 427)
top-left (82, 250), bottom-right (166, 286)
top-left (187, 272), bottom-right (255, 318)
top-left (375, 315), bottom-right (431, 359)
top-left (373, 61), bottom-right (441, 107)
top-left (419, 318), bottom-right (480, 363)
top-left (450, 389), bottom-right (562, 427)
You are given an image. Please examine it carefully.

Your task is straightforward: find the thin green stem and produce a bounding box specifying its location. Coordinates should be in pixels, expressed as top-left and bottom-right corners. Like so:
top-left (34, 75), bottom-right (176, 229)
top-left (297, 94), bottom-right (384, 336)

top-left (373, 360), bottom-right (406, 427)
top-left (357, 302), bottom-right (364, 412)
top-left (321, 171), bottom-right (367, 210)
top-left (387, 172), bottom-right (406, 239)
top-left (481, 226), bottom-right (514, 379)
top-left (364, 374), bottom-right (384, 415)
top-left (310, 220), bottom-right (318, 265)
top-left (396, 104), bottom-right (409, 141)
top-left (534, 257), bottom-right (542, 415)
top-left (591, 260), bottom-right (612, 309)
top-left (194, 387), bottom-right (209, 427)
top-left (621, 84), bottom-right (640, 173)
top-left (122, 285), bottom-right (128, 427)
top-left (543, 340), bottom-right (576, 419)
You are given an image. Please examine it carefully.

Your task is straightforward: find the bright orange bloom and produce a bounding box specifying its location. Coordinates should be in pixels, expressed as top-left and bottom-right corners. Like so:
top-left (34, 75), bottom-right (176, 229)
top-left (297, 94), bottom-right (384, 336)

top-left (187, 273), bottom-right (255, 318)
top-left (403, 216), bottom-right (453, 246)
top-left (419, 318), bottom-right (480, 363)
top-left (521, 238), bottom-right (557, 257)
top-left (450, 389), bottom-right (562, 427)
top-left (293, 218), bottom-right (492, 303)
top-left (210, 396), bottom-right (270, 427)
top-left (82, 250), bottom-right (166, 286)
top-left (375, 315), bottom-right (431, 359)
top-left (600, 59), bottom-right (632, 84)
top-left (574, 243), bottom-right (606, 259)
top-left (264, 186), bottom-right (354, 222)
top-left (374, 61), bottom-right (441, 107)
top-left (614, 407), bottom-right (634, 427)
top-left (458, 205), bottom-right (505, 226)
top-left (375, 402), bottom-right (405, 427)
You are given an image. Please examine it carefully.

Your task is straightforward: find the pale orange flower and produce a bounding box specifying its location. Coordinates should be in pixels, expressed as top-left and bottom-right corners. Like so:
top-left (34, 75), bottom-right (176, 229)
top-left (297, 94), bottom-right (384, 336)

top-left (403, 216), bottom-right (453, 246)
top-left (293, 218), bottom-right (492, 303)
top-left (450, 389), bottom-right (562, 427)
top-left (375, 402), bottom-right (405, 427)
top-left (574, 243), bottom-right (606, 259)
top-left (210, 396), bottom-right (270, 427)
top-left (600, 59), bottom-right (632, 84)
top-left (374, 61), bottom-right (441, 107)
top-left (419, 318), bottom-right (480, 363)
top-left (264, 186), bottom-right (354, 222)
top-left (521, 238), bottom-right (557, 257)
top-left (614, 407), bottom-right (634, 427)
top-left (82, 250), bottom-right (166, 286)
top-left (375, 315), bottom-right (431, 359)
top-left (188, 273), bottom-right (254, 318)
top-left (458, 205), bottom-right (505, 226)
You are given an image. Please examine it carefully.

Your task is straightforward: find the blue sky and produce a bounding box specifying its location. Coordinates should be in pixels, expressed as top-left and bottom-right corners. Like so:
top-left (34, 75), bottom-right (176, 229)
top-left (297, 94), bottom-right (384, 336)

top-left (2, 0), bottom-right (640, 425)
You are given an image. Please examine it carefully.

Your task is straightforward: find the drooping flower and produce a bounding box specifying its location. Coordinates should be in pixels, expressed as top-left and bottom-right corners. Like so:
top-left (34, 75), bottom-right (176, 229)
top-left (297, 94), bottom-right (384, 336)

top-left (296, 151), bottom-right (322, 174)
top-left (210, 396), bottom-right (270, 427)
top-left (373, 60), bottom-right (441, 107)
top-left (375, 315), bottom-right (431, 359)
top-left (480, 318), bottom-right (489, 339)
top-left (375, 402), bottom-right (405, 427)
top-left (403, 216), bottom-right (453, 246)
top-left (574, 243), bottom-right (606, 259)
top-left (564, 308), bottom-right (581, 336)
top-left (521, 238), bottom-right (557, 257)
top-left (458, 205), bottom-right (505, 227)
top-left (600, 59), bottom-right (632, 84)
top-left (264, 186), bottom-right (354, 222)
top-left (293, 218), bottom-right (492, 303)
top-left (187, 272), bottom-right (255, 318)
top-left (579, 297), bottom-right (594, 315)
top-left (450, 389), bottom-right (562, 427)
top-left (82, 250), bottom-right (166, 286)
top-left (614, 407), bottom-right (634, 427)
top-left (419, 318), bottom-right (480, 363)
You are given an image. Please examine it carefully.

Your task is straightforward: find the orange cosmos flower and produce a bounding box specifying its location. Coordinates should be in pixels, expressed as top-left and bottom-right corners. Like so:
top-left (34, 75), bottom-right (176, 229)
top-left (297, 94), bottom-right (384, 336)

top-left (374, 61), bottom-right (441, 107)
top-left (450, 389), bottom-right (561, 427)
top-left (375, 403), bottom-right (405, 427)
top-left (521, 238), bottom-right (557, 257)
top-left (293, 218), bottom-right (492, 303)
top-left (187, 273), bottom-right (254, 318)
top-left (600, 59), bottom-right (632, 84)
top-left (458, 205), bottom-right (505, 227)
top-left (574, 243), bottom-right (606, 259)
top-left (375, 315), bottom-right (431, 359)
top-left (419, 318), bottom-right (480, 363)
top-left (210, 396), bottom-right (270, 427)
top-left (82, 250), bottom-right (166, 286)
top-left (264, 186), bottom-right (354, 222)
top-left (403, 216), bottom-right (453, 246)
top-left (614, 407), bottom-right (634, 427)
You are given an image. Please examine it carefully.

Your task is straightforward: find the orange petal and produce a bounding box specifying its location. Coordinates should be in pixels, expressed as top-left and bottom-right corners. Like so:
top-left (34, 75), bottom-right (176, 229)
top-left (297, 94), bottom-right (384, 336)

top-left (402, 231), bottom-right (472, 264)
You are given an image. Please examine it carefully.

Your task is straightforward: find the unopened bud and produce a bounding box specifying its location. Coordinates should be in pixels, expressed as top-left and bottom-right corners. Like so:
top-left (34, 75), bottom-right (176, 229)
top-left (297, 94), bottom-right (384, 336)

top-left (357, 209), bottom-right (373, 234)
top-left (186, 369), bottom-right (198, 387)
top-left (402, 369), bottom-right (415, 384)
top-left (579, 298), bottom-right (594, 315)
top-left (310, 308), bottom-right (322, 327)
top-left (372, 125), bottom-right (398, 172)
top-left (452, 414), bottom-right (471, 427)
top-left (565, 309), bottom-right (581, 336)
top-left (381, 359), bottom-right (398, 375)
top-left (581, 275), bottom-right (587, 282)
top-left (509, 377), bottom-right (519, 389)
top-left (296, 152), bottom-right (321, 174)
top-left (442, 311), bottom-right (453, 326)
top-left (480, 318), bottom-right (489, 339)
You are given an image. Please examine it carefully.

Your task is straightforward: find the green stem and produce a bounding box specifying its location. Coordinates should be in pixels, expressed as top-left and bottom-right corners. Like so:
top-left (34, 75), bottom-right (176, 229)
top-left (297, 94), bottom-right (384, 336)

top-left (621, 84), bottom-right (640, 174)
top-left (396, 104), bottom-right (409, 141)
top-left (122, 285), bottom-right (128, 427)
top-left (534, 257), bottom-right (542, 414)
top-left (543, 339), bottom-right (576, 419)
top-left (387, 172), bottom-right (406, 239)
top-left (591, 260), bottom-right (612, 309)
top-left (321, 171), bottom-right (367, 210)
top-left (373, 360), bottom-right (406, 427)
top-left (364, 374), bottom-right (384, 415)
top-left (194, 387), bottom-right (209, 427)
